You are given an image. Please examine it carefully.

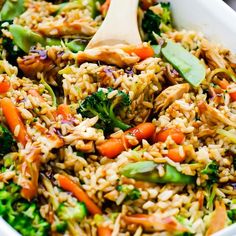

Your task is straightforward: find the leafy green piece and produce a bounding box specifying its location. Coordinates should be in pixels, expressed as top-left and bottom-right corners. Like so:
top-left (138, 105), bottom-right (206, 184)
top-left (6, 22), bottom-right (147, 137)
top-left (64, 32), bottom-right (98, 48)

top-left (201, 161), bottom-right (219, 185)
top-left (161, 40), bottom-right (206, 87)
top-left (117, 185), bottom-right (141, 200)
top-left (77, 88), bottom-right (131, 134)
top-left (142, 2), bottom-right (172, 43)
top-left (9, 24), bottom-right (45, 53)
top-left (0, 124), bottom-right (14, 156)
top-left (0, 20), bottom-right (25, 65)
top-left (0, 0), bottom-right (25, 20)
top-left (0, 182), bottom-right (49, 236)
top-left (120, 161), bottom-right (195, 184)
top-left (40, 77), bottom-right (57, 107)
top-left (65, 39), bottom-right (86, 53)
top-left (227, 209), bottom-right (236, 223)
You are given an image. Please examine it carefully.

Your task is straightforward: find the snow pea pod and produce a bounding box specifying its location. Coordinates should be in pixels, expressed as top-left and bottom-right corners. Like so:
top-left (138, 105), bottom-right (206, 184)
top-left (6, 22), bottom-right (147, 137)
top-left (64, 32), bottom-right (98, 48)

top-left (9, 25), bottom-right (61, 53)
top-left (161, 40), bottom-right (206, 87)
top-left (120, 161), bottom-right (195, 184)
top-left (0, 0), bottom-right (25, 20)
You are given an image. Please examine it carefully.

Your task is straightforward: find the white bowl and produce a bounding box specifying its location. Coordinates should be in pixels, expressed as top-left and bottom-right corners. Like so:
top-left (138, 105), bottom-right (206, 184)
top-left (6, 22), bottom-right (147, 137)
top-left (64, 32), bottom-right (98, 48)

top-left (1, 0), bottom-right (236, 235)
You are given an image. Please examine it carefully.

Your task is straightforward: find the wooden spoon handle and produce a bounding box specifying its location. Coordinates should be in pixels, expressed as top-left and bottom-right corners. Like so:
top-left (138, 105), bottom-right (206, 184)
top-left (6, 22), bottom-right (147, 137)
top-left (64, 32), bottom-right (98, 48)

top-left (87, 0), bottom-right (142, 49)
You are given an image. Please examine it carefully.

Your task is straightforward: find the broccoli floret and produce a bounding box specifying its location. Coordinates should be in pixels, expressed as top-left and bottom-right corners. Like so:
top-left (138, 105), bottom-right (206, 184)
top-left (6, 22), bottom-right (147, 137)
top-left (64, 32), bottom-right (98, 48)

top-left (228, 209), bottom-right (236, 223)
top-left (0, 20), bottom-right (24, 65)
top-left (117, 185), bottom-right (141, 201)
top-left (142, 2), bottom-right (173, 43)
top-left (57, 202), bottom-right (87, 221)
top-left (77, 88), bottom-right (131, 134)
top-left (0, 182), bottom-right (49, 236)
top-left (0, 124), bottom-right (14, 156)
top-left (201, 161), bottom-right (219, 185)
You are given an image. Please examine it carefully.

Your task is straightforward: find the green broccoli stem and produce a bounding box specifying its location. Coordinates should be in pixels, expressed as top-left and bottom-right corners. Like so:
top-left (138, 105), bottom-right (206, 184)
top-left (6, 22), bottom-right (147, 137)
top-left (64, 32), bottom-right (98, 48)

top-left (120, 161), bottom-right (195, 185)
top-left (111, 116), bottom-right (131, 131)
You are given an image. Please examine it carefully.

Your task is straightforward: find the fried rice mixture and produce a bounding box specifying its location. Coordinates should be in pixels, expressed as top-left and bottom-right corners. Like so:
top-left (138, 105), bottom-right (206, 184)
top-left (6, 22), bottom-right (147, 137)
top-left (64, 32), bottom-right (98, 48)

top-left (0, 1), bottom-right (236, 236)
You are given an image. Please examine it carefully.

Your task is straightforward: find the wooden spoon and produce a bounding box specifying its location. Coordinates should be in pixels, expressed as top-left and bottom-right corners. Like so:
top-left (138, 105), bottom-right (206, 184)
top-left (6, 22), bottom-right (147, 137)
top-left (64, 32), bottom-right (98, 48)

top-left (86, 0), bottom-right (142, 49)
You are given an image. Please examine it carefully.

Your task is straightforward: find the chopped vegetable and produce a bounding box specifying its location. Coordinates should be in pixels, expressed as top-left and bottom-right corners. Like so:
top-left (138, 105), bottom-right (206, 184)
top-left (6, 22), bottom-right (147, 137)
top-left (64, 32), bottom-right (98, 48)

top-left (100, 0), bottom-right (110, 16)
top-left (117, 185), bottom-right (141, 200)
top-left (57, 202), bottom-right (87, 221)
top-left (96, 122), bottom-right (156, 158)
top-left (9, 24), bottom-right (45, 53)
top-left (123, 214), bottom-right (188, 233)
top-left (65, 39), bottom-right (86, 53)
top-left (227, 209), bottom-right (236, 223)
top-left (40, 76), bottom-right (57, 107)
top-left (0, 0), bottom-right (25, 20)
top-left (210, 68), bottom-right (236, 83)
top-left (77, 88), bottom-right (131, 134)
top-left (142, 2), bottom-right (173, 43)
top-left (0, 20), bottom-right (25, 65)
top-left (0, 97), bottom-right (29, 146)
top-left (167, 147), bottom-right (186, 163)
top-left (0, 182), bottom-right (49, 236)
top-left (120, 161), bottom-right (195, 184)
top-left (161, 40), bottom-right (206, 87)
top-left (57, 174), bottom-right (102, 215)
top-left (206, 201), bottom-right (227, 236)
top-left (0, 79), bottom-right (10, 93)
top-left (123, 44), bottom-right (154, 60)
top-left (154, 128), bottom-right (185, 144)
top-left (57, 104), bottom-right (72, 121)
top-left (97, 226), bottom-right (112, 236)
top-left (201, 161), bottom-right (219, 185)
top-left (0, 124), bottom-right (14, 156)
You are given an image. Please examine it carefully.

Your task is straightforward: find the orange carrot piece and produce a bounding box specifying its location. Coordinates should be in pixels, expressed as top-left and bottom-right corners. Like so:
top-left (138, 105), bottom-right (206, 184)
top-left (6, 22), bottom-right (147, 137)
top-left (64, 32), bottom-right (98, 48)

top-left (154, 128), bottom-right (185, 144)
top-left (96, 138), bottom-right (125, 159)
top-left (28, 89), bottom-right (45, 102)
top-left (100, 0), bottom-right (110, 16)
top-left (97, 226), bottom-right (112, 236)
top-left (126, 122), bottom-right (156, 142)
top-left (167, 148), bottom-right (186, 163)
top-left (97, 123), bottom-right (156, 158)
top-left (229, 91), bottom-right (236, 101)
top-left (206, 201), bottom-right (227, 236)
top-left (124, 45), bottom-right (155, 60)
top-left (0, 97), bottom-right (29, 146)
top-left (0, 80), bottom-right (11, 94)
top-left (218, 79), bottom-right (229, 90)
top-left (57, 174), bottom-right (102, 215)
top-left (57, 104), bottom-right (72, 120)
top-left (20, 147), bottom-right (41, 200)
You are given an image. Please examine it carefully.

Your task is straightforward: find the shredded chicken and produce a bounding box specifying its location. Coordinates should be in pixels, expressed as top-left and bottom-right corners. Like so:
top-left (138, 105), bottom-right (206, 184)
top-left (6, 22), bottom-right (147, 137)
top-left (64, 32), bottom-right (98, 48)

top-left (77, 45), bottom-right (140, 67)
top-left (201, 39), bottom-right (226, 69)
top-left (198, 101), bottom-right (236, 128)
top-left (154, 83), bottom-right (190, 113)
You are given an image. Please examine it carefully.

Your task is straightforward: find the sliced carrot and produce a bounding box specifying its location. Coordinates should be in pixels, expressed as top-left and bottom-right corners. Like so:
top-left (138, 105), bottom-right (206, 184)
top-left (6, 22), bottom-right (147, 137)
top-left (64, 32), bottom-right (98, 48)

top-left (218, 79), bottom-right (229, 90)
top-left (167, 147), bottom-right (185, 162)
top-left (28, 89), bottom-right (45, 102)
top-left (206, 201), bottom-right (227, 236)
top-left (0, 80), bottom-right (11, 94)
top-left (0, 97), bottom-right (29, 146)
top-left (124, 44), bottom-right (155, 60)
top-left (97, 226), bottom-right (112, 236)
top-left (97, 123), bottom-right (156, 159)
top-left (57, 104), bottom-right (72, 121)
top-left (123, 214), bottom-right (187, 233)
top-left (20, 147), bottom-right (41, 200)
top-left (154, 128), bottom-right (185, 144)
top-left (57, 174), bottom-right (102, 215)
top-left (126, 122), bottom-right (156, 142)
top-left (100, 0), bottom-right (110, 16)
top-left (96, 138), bottom-right (125, 159)
top-left (229, 91), bottom-right (236, 101)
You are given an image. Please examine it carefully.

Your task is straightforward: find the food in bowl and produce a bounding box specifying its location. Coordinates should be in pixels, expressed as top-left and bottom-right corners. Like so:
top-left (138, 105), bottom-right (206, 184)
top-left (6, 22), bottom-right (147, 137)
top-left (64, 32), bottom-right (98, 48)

top-left (0, 0), bottom-right (235, 235)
